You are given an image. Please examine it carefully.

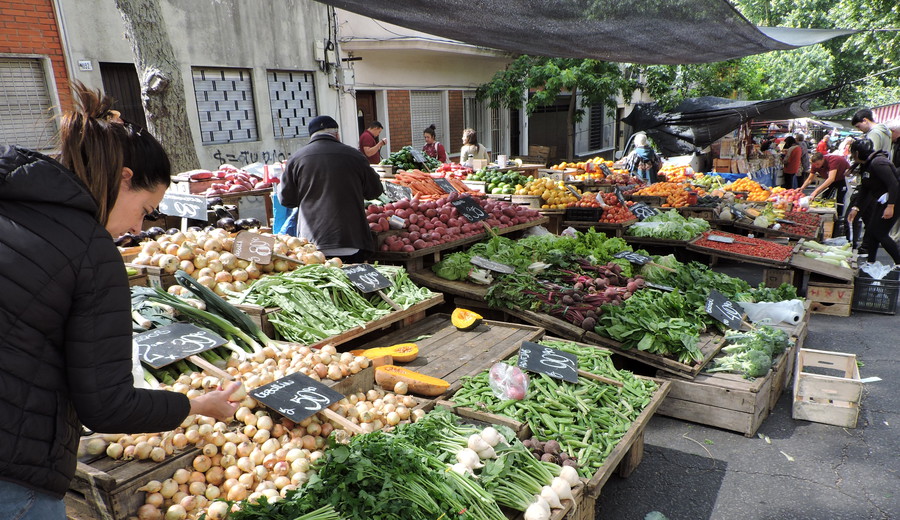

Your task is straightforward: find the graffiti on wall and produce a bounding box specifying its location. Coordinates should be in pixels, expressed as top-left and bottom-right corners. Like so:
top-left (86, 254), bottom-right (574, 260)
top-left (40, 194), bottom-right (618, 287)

top-left (212, 149), bottom-right (288, 166)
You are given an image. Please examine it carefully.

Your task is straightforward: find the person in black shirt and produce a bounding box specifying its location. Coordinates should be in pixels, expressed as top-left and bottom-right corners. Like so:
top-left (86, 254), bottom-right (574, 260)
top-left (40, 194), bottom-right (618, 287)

top-left (847, 138), bottom-right (900, 265)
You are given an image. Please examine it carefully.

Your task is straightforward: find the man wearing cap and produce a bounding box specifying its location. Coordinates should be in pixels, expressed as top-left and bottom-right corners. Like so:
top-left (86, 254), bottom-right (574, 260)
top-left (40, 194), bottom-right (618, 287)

top-left (279, 115), bottom-right (384, 262)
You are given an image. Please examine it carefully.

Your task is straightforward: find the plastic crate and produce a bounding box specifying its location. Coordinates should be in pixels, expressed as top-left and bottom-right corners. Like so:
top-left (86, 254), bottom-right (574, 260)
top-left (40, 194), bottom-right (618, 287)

top-left (851, 271), bottom-right (900, 315)
top-left (564, 207), bottom-right (602, 221)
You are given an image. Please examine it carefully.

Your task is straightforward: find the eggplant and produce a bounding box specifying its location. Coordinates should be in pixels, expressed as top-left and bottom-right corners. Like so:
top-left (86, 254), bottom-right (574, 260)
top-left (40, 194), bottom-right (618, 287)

top-left (114, 233), bottom-right (138, 247)
top-left (212, 205), bottom-right (236, 220)
top-left (166, 228), bottom-right (180, 235)
top-left (207, 196), bottom-right (223, 208)
top-left (203, 225), bottom-right (216, 232)
top-left (146, 226), bottom-right (166, 239)
top-left (138, 231), bottom-right (151, 241)
top-left (216, 217), bottom-right (239, 232)
top-left (235, 218), bottom-right (261, 229)
top-left (188, 226), bottom-right (203, 232)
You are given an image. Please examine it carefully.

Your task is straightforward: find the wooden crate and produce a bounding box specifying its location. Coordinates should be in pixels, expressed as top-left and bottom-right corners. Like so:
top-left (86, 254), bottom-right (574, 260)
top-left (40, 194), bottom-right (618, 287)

top-left (66, 448), bottom-right (198, 520)
top-left (767, 328), bottom-right (803, 412)
top-left (678, 206), bottom-right (718, 220)
top-left (807, 278), bottom-right (853, 317)
top-left (124, 263), bottom-right (176, 290)
top-left (793, 348), bottom-right (863, 428)
top-left (763, 268), bottom-right (798, 288)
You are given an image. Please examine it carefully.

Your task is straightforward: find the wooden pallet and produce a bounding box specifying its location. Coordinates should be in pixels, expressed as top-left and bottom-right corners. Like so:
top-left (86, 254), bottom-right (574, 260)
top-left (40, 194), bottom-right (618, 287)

top-left (123, 263), bottom-right (176, 289)
top-left (352, 313), bottom-right (545, 397)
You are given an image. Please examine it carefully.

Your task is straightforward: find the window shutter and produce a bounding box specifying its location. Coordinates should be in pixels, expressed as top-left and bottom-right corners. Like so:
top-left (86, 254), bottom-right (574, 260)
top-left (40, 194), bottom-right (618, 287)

top-left (267, 70), bottom-right (318, 139)
top-left (0, 58), bottom-right (57, 151)
top-left (192, 68), bottom-right (258, 145)
top-left (409, 91), bottom-right (444, 151)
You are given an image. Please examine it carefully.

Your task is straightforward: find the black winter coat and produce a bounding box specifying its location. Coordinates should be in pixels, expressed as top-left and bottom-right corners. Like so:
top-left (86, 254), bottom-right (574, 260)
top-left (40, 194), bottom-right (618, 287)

top-left (280, 133), bottom-right (383, 252)
top-left (0, 146), bottom-right (189, 498)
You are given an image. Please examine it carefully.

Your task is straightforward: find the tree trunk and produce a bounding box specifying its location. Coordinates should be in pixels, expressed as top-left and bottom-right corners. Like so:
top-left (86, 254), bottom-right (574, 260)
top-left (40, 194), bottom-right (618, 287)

top-left (566, 88), bottom-right (577, 160)
top-left (114, 0), bottom-right (200, 174)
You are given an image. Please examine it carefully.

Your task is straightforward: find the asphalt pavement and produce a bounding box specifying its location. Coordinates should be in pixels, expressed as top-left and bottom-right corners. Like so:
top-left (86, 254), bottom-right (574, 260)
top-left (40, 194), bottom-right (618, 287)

top-left (594, 261), bottom-right (899, 520)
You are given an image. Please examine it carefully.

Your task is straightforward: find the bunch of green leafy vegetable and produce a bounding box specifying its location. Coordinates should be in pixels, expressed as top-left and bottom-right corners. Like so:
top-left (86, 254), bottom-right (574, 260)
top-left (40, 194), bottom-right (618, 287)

top-left (705, 325), bottom-right (792, 378)
top-left (381, 145), bottom-right (441, 170)
top-left (625, 210), bottom-right (710, 240)
top-left (596, 288), bottom-right (704, 364)
top-left (486, 272), bottom-right (548, 311)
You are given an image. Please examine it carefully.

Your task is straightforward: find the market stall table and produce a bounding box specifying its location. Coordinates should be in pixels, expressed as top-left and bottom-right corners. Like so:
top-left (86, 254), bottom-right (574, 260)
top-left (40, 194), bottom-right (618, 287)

top-left (687, 231), bottom-right (795, 268)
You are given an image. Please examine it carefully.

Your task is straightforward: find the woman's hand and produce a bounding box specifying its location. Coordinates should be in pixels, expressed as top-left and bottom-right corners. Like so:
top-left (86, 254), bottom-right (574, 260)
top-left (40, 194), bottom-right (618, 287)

top-left (847, 207), bottom-right (858, 223)
top-left (883, 204), bottom-right (894, 220)
top-left (188, 381), bottom-right (243, 422)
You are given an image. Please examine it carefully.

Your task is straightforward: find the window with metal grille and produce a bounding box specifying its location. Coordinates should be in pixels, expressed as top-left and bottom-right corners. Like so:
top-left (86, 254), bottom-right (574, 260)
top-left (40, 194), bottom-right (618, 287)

top-left (0, 58), bottom-right (57, 151)
top-left (192, 68), bottom-right (258, 144)
top-left (409, 91), bottom-right (444, 150)
top-left (267, 70), bottom-right (317, 139)
top-left (589, 103), bottom-right (615, 151)
top-left (463, 92), bottom-right (485, 150)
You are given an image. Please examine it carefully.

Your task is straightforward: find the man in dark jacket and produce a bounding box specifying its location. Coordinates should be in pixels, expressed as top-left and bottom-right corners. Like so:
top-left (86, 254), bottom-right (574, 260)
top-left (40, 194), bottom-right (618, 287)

top-left (280, 116), bottom-right (384, 262)
top-left (0, 146), bottom-right (191, 504)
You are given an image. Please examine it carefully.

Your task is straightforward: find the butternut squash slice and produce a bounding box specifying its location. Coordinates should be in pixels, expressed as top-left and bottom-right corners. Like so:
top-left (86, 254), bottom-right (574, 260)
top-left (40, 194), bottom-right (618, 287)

top-left (375, 365), bottom-right (449, 397)
top-left (451, 308), bottom-right (483, 331)
top-left (351, 343), bottom-right (419, 363)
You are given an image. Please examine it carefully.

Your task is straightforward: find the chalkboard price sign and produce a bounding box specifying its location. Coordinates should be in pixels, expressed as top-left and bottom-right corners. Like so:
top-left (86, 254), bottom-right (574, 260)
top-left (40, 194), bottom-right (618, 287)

top-left (410, 149), bottom-right (429, 165)
top-left (630, 202), bottom-right (659, 221)
top-left (614, 186), bottom-right (627, 206)
top-left (705, 289), bottom-right (744, 330)
top-left (599, 164), bottom-right (614, 177)
top-left (471, 255), bottom-right (515, 274)
top-left (133, 323), bottom-right (227, 369)
top-left (613, 250), bottom-right (652, 265)
top-left (250, 372), bottom-right (345, 423)
top-left (232, 231), bottom-right (276, 264)
top-left (565, 184), bottom-right (582, 200)
top-left (158, 192), bottom-right (207, 220)
top-left (343, 264), bottom-right (393, 293)
top-left (434, 178), bottom-right (458, 193)
top-left (381, 181), bottom-right (413, 202)
top-left (451, 196), bottom-right (489, 223)
top-left (517, 341), bottom-right (579, 383)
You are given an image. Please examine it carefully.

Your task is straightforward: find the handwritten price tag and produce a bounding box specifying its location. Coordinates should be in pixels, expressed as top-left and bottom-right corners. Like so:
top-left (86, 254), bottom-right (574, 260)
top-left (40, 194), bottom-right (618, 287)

top-left (451, 196), bottom-right (489, 223)
top-left (133, 323), bottom-right (227, 369)
top-left (232, 231), bottom-right (276, 264)
top-left (517, 341), bottom-right (579, 383)
top-left (250, 373), bottom-right (345, 422)
top-left (157, 191), bottom-right (206, 220)
top-left (705, 289), bottom-right (744, 330)
top-left (343, 264), bottom-right (393, 293)
top-left (613, 250), bottom-right (652, 265)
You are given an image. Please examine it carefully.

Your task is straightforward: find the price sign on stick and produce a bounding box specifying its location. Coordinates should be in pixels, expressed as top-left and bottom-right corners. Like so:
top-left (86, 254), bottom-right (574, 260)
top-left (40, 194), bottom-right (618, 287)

top-left (434, 178), bottom-right (458, 194)
top-left (518, 341), bottom-right (579, 383)
top-left (451, 197), bottom-right (489, 223)
top-left (614, 186), bottom-right (628, 206)
top-left (343, 264), bottom-right (401, 311)
top-left (599, 164), bottom-right (614, 177)
top-left (251, 373), bottom-right (345, 423)
top-left (381, 181), bottom-right (413, 202)
top-left (471, 255), bottom-right (515, 274)
top-left (705, 290), bottom-right (744, 330)
top-left (157, 191), bottom-right (206, 220)
top-left (232, 231), bottom-right (276, 264)
top-left (630, 202), bottom-right (659, 221)
top-left (614, 251), bottom-right (652, 265)
top-left (134, 323), bottom-right (227, 369)
top-left (565, 185), bottom-right (582, 200)
top-left (410, 149), bottom-right (429, 165)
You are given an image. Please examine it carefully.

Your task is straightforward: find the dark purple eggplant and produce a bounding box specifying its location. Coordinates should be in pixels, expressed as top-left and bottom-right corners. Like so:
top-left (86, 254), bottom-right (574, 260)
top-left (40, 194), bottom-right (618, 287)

top-left (166, 228), bottom-right (180, 235)
top-left (216, 217), bottom-right (239, 232)
top-left (235, 218), bottom-right (261, 229)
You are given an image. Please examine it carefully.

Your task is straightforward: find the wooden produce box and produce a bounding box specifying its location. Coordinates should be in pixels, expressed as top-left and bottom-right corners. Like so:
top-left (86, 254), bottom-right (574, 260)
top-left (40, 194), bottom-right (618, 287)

top-left (237, 293), bottom-right (444, 346)
top-left (628, 195), bottom-right (666, 207)
top-left (792, 348), bottom-right (863, 428)
top-left (768, 321), bottom-right (806, 412)
top-left (763, 267), bottom-right (799, 288)
top-left (353, 313), bottom-right (545, 398)
top-left (806, 278), bottom-right (853, 316)
top-left (790, 242), bottom-right (857, 283)
top-left (66, 448), bottom-right (199, 520)
top-left (562, 218), bottom-right (637, 238)
top-left (678, 206), bottom-right (718, 220)
top-left (123, 263), bottom-right (176, 290)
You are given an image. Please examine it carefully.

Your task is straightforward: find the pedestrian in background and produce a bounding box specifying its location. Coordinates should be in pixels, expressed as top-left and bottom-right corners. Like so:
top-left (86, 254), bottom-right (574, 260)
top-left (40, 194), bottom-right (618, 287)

top-left (359, 121), bottom-right (387, 165)
top-left (780, 135), bottom-right (802, 189)
top-left (460, 128), bottom-right (489, 164)
top-left (852, 109), bottom-right (892, 154)
top-left (625, 132), bottom-right (662, 184)
top-left (847, 138), bottom-right (900, 266)
top-left (423, 124), bottom-right (447, 163)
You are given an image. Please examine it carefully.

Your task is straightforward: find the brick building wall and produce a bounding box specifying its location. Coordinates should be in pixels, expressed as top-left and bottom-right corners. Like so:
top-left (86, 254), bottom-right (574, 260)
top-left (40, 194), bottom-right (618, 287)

top-left (386, 90), bottom-right (411, 149)
top-left (448, 90), bottom-right (464, 159)
top-left (0, 0), bottom-right (72, 111)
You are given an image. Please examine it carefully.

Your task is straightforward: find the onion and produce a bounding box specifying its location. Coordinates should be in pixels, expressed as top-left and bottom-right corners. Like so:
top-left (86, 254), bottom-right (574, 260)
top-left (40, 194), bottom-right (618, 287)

top-left (106, 443), bottom-right (124, 459)
top-left (173, 468), bottom-right (191, 485)
top-left (138, 480), bottom-right (162, 493)
top-left (134, 441), bottom-right (153, 460)
top-left (193, 455), bottom-right (212, 473)
top-left (164, 504), bottom-right (187, 520)
top-left (257, 415), bottom-right (274, 431)
top-left (145, 492), bottom-right (164, 508)
top-left (137, 504), bottom-right (162, 520)
top-left (327, 365), bottom-right (342, 381)
top-left (160, 478), bottom-right (179, 498)
top-left (150, 447), bottom-right (166, 462)
top-left (205, 500), bottom-right (229, 519)
top-left (205, 484), bottom-right (221, 501)
top-left (385, 411), bottom-right (401, 426)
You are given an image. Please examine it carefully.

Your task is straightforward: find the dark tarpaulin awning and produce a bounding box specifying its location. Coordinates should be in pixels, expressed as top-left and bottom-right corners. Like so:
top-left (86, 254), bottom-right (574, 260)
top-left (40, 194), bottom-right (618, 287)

top-left (623, 88), bottom-right (836, 156)
top-left (319, 0), bottom-right (857, 65)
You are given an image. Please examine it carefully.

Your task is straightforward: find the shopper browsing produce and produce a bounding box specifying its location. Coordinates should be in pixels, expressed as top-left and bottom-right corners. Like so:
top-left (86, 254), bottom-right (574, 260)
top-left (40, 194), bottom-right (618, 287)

top-left (281, 115), bottom-right (384, 262)
top-left (780, 135), bottom-right (802, 189)
top-left (0, 83), bottom-right (240, 519)
top-left (846, 138), bottom-right (900, 266)
top-left (422, 124), bottom-right (448, 163)
top-left (460, 128), bottom-right (489, 164)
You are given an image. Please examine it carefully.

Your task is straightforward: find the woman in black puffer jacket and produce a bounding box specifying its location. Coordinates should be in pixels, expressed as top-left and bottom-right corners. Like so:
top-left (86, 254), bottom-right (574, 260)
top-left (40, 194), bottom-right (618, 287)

top-left (847, 138), bottom-right (900, 265)
top-left (0, 83), bottom-right (240, 519)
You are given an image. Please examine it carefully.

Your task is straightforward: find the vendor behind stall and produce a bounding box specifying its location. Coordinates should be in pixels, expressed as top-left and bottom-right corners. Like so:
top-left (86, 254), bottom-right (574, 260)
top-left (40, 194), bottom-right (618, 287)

top-left (800, 152), bottom-right (851, 237)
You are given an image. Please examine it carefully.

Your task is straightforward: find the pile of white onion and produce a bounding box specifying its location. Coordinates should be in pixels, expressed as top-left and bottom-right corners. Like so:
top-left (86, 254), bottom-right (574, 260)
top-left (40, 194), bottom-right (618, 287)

top-left (128, 230), bottom-right (339, 296)
top-left (224, 344), bottom-right (370, 388)
top-left (130, 385), bottom-right (424, 520)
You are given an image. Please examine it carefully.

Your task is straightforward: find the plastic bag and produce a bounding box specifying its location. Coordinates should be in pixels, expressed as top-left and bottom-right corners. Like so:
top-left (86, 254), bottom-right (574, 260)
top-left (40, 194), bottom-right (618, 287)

top-left (524, 225), bottom-right (553, 237)
top-left (132, 338), bottom-right (151, 389)
top-left (861, 261), bottom-right (892, 280)
top-left (797, 196), bottom-right (811, 209)
top-left (737, 299), bottom-right (805, 324)
top-left (488, 363), bottom-right (529, 400)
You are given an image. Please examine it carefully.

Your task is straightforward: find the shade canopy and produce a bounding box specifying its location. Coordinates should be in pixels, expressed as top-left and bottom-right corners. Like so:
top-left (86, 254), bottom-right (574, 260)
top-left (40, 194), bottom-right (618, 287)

top-left (320, 0), bottom-right (857, 65)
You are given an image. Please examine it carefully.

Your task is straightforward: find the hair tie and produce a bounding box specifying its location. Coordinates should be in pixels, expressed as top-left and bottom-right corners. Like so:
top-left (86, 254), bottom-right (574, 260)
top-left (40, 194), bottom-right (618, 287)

top-left (104, 110), bottom-right (123, 123)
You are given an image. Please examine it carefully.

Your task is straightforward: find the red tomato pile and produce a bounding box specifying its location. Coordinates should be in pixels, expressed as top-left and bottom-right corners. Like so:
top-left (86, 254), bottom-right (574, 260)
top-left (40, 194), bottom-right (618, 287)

top-left (693, 231), bottom-right (794, 262)
top-left (433, 163), bottom-right (473, 178)
top-left (369, 193), bottom-right (542, 252)
top-left (597, 193), bottom-right (636, 223)
top-left (779, 211), bottom-right (821, 237)
top-left (569, 193), bottom-right (603, 208)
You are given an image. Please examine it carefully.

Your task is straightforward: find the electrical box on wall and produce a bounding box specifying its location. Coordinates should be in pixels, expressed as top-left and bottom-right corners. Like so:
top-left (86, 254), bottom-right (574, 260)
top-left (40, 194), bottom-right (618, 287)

top-left (314, 40), bottom-right (336, 67)
top-left (340, 67), bottom-right (355, 86)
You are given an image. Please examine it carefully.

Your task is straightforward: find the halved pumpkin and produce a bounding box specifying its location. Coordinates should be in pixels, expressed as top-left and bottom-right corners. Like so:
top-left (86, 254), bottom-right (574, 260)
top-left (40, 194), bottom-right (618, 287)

top-left (375, 365), bottom-right (449, 396)
top-left (451, 308), bottom-right (483, 331)
top-left (352, 343), bottom-right (419, 363)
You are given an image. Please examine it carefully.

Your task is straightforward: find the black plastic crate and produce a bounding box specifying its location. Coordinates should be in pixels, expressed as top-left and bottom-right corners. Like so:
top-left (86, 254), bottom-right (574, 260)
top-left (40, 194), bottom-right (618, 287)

top-left (564, 207), bottom-right (602, 222)
top-left (851, 271), bottom-right (900, 315)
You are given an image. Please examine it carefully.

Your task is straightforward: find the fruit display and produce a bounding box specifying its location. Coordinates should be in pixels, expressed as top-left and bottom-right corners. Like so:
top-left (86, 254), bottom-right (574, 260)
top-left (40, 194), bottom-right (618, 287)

top-left (369, 193), bottom-right (543, 251)
top-left (633, 182), bottom-right (699, 208)
top-left (598, 193), bottom-right (636, 223)
top-left (433, 162), bottom-right (473, 178)
top-left (568, 192), bottom-right (603, 208)
top-left (466, 168), bottom-right (533, 195)
top-left (692, 230), bottom-right (794, 262)
top-left (188, 166), bottom-right (276, 197)
top-left (692, 174), bottom-right (726, 190)
top-left (767, 187), bottom-right (804, 209)
top-left (777, 211), bottom-right (821, 237)
top-left (658, 164), bottom-right (694, 183)
top-left (515, 177), bottom-right (581, 209)
top-left (551, 156), bottom-right (610, 171)
top-left (724, 177), bottom-right (770, 202)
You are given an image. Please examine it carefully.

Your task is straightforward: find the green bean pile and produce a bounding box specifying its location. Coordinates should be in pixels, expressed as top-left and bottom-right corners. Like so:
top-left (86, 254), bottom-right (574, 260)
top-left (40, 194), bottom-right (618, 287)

top-left (452, 340), bottom-right (658, 478)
